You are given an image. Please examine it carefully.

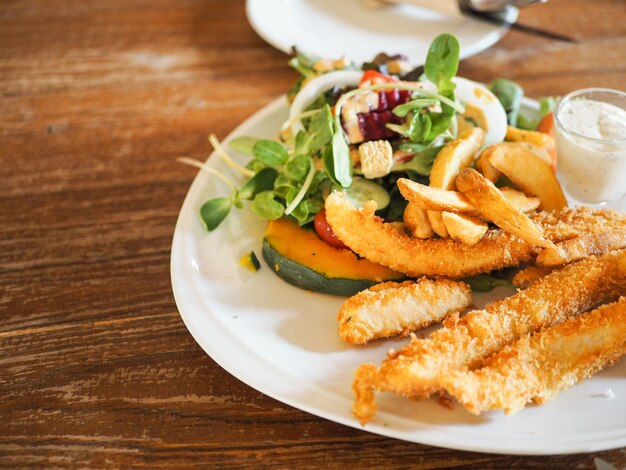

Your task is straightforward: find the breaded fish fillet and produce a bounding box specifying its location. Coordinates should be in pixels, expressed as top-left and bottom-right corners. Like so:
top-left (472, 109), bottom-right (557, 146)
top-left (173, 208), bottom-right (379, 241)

top-left (325, 191), bottom-right (626, 278)
top-left (352, 250), bottom-right (626, 424)
top-left (511, 265), bottom-right (554, 289)
top-left (338, 279), bottom-right (472, 345)
top-left (442, 297), bottom-right (626, 415)
top-left (536, 231), bottom-right (626, 267)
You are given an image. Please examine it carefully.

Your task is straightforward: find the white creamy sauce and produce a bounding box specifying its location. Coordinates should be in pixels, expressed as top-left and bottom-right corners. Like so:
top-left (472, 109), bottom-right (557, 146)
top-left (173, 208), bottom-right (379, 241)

top-left (560, 100), bottom-right (626, 140)
top-left (555, 99), bottom-right (626, 203)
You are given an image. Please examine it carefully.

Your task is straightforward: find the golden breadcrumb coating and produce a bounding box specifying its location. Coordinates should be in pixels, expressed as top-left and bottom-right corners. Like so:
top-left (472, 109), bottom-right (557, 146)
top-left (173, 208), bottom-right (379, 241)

top-left (352, 250), bottom-right (626, 424)
top-left (536, 231), bottom-right (626, 267)
top-left (325, 191), bottom-right (626, 278)
top-left (338, 279), bottom-right (472, 345)
top-left (442, 297), bottom-right (626, 415)
top-left (511, 265), bottom-right (555, 289)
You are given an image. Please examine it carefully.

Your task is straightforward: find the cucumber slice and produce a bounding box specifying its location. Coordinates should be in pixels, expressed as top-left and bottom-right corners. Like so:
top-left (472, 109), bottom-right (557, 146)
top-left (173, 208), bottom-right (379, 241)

top-left (344, 177), bottom-right (391, 210)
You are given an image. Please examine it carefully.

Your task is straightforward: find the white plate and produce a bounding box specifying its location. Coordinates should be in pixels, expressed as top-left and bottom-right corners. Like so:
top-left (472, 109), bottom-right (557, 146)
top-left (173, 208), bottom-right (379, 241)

top-left (171, 96), bottom-right (626, 455)
top-left (246, 0), bottom-right (517, 65)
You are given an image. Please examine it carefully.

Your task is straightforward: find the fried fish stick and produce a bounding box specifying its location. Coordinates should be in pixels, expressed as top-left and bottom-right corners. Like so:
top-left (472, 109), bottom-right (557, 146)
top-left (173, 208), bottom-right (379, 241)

top-left (442, 297), bottom-right (626, 415)
top-left (511, 265), bottom-right (554, 289)
top-left (325, 191), bottom-right (626, 278)
top-left (536, 231), bottom-right (626, 267)
top-left (352, 250), bottom-right (626, 424)
top-left (338, 279), bottom-right (472, 345)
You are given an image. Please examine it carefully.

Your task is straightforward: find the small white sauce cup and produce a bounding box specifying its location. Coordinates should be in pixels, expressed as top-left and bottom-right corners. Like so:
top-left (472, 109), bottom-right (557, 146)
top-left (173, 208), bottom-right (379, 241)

top-left (554, 88), bottom-right (626, 204)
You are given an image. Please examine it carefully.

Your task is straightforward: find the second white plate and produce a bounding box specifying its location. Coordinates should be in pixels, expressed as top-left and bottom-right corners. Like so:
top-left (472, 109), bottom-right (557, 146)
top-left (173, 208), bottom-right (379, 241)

top-left (246, 0), bottom-right (516, 65)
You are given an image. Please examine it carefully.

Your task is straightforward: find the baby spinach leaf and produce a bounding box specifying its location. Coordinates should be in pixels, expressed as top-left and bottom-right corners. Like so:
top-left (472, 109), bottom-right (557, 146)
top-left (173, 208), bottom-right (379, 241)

top-left (517, 96), bottom-right (558, 130)
top-left (489, 78), bottom-right (523, 127)
top-left (539, 96), bottom-right (557, 117)
top-left (253, 140), bottom-right (289, 167)
top-left (199, 197), bottom-right (232, 231)
top-left (322, 145), bottom-right (339, 186)
top-left (297, 104), bottom-right (334, 156)
top-left (330, 132), bottom-right (352, 188)
top-left (250, 191), bottom-right (284, 220)
top-left (237, 168), bottom-right (278, 200)
top-left (294, 130), bottom-right (308, 154)
top-left (424, 33), bottom-right (460, 89)
top-left (408, 113), bottom-right (432, 143)
top-left (228, 136), bottom-right (259, 155)
top-left (426, 112), bottom-right (453, 141)
top-left (289, 48), bottom-right (320, 78)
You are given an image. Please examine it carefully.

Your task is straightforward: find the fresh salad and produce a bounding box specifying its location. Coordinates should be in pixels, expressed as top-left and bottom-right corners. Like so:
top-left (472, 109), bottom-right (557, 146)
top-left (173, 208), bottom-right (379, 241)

top-left (182, 33), bottom-right (556, 292)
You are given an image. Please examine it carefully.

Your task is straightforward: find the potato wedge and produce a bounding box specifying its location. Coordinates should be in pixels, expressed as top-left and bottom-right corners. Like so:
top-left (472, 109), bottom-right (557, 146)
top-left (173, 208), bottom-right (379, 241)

top-left (429, 212), bottom-right (450, 237)
top-left (513, 141), bottom-right (553, 168)
top-left (442, 212), bottom-right (488, 246)
top-left (430, 127), bottom-right (486, 190)
top-left (506, 126), bottom-right (555, 150)
top-left (398, 179), bottom-right (541, 217)
top-left (498, 187), bottom-right (540, 213)
top-left (475, 146), bottom-right (501, 182)
top-left (404, 203), bottom-right (434, 239)
top-left (428, 127), bottom-right (485, 238)
top-left (506, 126), bottom-right (557, 172)
top-left (476, 142), bottom-right (553, 183)
top-left (398, 178), bottom-right (475, 213)
top-left (455, 168), bottom-right (555, 249)
top-left (489, 146), bottom-right (567, 212)
top-left (536, 231), bottom-right (626, 267)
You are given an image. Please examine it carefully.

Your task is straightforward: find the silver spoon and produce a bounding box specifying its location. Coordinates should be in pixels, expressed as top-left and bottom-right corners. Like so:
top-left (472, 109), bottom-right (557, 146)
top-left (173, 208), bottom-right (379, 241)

top-left (362, 0), bottom-right (576, 43)
top-left (462, 0), bottom-right (548, 12)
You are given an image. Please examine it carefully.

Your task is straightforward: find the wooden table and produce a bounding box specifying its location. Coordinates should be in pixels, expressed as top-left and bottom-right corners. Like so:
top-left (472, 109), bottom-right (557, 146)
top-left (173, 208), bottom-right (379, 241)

top-left (2, 0), bottom-right (625, 467)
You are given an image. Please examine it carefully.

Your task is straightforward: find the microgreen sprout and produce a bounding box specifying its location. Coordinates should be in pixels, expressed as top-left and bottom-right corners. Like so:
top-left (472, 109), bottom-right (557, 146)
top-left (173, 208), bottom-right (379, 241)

top-left (208, 133), bottom-right (254, 178)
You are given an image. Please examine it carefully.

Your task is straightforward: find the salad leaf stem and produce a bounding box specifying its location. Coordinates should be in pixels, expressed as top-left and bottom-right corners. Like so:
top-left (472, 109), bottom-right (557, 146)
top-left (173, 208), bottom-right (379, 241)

top-left (284, 158), bottom-right (316, 215)
top-left (280, 108), bottom-right (322, 134)
top-left (228, 136), bottom-right (259, 155)
top-left (177, 157), bottom-right (238, 192)
top-left (208, 134), bottom-right (255, 178)
top-left (392, 98), bottom-right (439, 118)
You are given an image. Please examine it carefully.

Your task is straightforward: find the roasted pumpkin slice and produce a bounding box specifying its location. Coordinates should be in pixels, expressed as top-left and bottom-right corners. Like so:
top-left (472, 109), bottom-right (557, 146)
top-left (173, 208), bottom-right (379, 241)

top-left (262, 218), bottom-right (403, 296)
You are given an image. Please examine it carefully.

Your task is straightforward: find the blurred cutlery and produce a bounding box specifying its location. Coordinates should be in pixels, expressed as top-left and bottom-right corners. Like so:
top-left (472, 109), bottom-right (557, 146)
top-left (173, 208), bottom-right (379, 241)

top-left (362, 0), bottom-right (577, 43)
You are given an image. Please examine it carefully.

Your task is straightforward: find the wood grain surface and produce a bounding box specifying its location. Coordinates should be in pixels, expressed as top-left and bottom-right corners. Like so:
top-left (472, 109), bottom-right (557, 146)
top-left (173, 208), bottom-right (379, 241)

top-left (2, 0), bottom-right (625, 468)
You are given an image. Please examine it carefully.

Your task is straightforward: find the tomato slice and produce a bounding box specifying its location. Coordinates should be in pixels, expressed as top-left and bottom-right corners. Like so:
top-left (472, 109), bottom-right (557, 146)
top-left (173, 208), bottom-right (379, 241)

top-left (537, 112), bottom-right (557, 172)
top-left (537, 112), bottom-right (555, 136)
top-left (359, 70), bottom-right (398, 88)
top-left (314, 209), bottom-right (347, 249)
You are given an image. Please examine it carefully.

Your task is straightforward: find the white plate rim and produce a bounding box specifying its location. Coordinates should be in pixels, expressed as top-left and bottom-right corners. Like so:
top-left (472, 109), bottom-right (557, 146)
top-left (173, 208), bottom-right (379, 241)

top-left (245, 0), bottom-right (516, 64)
top-left (170, 95), bottom-right (626, 455)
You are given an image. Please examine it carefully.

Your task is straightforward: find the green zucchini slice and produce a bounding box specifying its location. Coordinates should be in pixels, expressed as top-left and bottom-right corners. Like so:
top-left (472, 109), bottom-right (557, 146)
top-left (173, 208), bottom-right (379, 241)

top-left (262, 218), bottom-right (403, 296)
